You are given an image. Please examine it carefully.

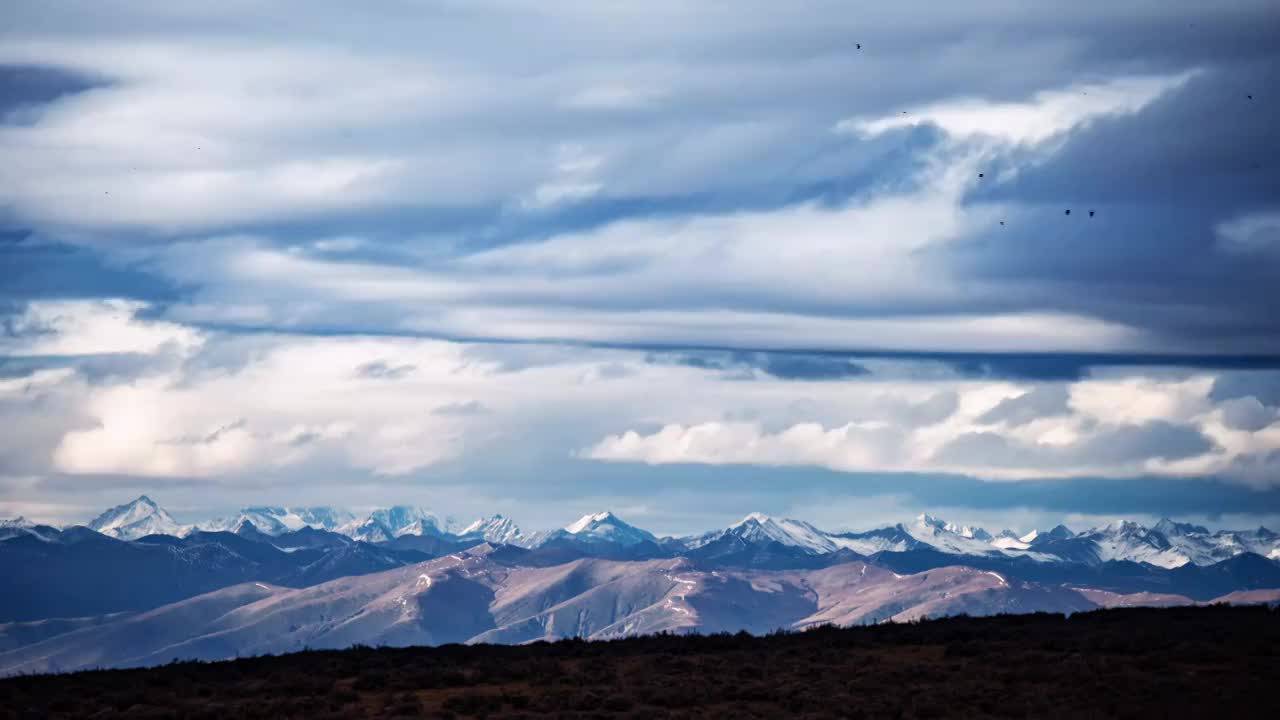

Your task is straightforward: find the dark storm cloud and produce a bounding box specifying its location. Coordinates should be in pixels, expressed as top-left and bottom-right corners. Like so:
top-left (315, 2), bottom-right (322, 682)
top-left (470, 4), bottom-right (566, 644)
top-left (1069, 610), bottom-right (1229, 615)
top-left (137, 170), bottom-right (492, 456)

top-left (954, 60), bottom-right (1280, 352)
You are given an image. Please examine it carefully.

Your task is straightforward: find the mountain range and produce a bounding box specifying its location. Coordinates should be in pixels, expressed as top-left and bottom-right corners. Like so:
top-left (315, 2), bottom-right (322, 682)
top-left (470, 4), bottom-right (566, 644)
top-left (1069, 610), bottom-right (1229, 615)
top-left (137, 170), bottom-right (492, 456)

top-left (49, 496), bottom-right (1280, 570)
top-left (3, 544), bottom-right (1278, 677)
top-left (3, 496), bottom-right (1279, 674)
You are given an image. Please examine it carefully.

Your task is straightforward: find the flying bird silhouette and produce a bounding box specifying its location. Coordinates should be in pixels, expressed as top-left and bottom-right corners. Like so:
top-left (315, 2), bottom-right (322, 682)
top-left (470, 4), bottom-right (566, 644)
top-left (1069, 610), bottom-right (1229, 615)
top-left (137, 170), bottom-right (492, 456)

top-left (1089, 210), bottom-right (1095, 217)
top-left (856, 43), bottom-right (861, 50)
top-left (1065, 209), bottom-right (1071, 216)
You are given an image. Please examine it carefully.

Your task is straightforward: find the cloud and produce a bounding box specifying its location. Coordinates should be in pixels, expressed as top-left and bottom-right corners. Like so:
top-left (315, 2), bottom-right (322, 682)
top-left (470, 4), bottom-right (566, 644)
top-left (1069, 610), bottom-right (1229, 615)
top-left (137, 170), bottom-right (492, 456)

top-left (25, 320), bottom-right (495, 478)
top-left (1217, 210), bottom-right (1280, 255)
top-left (354, 360), bottom-right (416, 380)
top-left (650, 350), bottom-right (871, 381)
top-left (1218, 397), bottom-right (1278, 433)
top-left (978, 385), bottom-right (1071, 425)
top-left (0, 299), bottom-right (201, 358)
top-left (585, 371), bottom-right (1280, 483)
top-left (2, 6), bottom-right (1274, 359)
top-left (4, 1), bottom-right (1280, 528)
top-left (432, 400), bottom-right (487, 416)
top-left (839, 72), bottom-right (1195, 144)
top-left (1211, 372), bottom-right (1280, 407)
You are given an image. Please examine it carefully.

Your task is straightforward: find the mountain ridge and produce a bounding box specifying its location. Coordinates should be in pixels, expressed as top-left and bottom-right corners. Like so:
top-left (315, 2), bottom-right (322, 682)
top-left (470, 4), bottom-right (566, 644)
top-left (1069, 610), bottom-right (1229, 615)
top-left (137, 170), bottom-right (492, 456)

top-left (11, 497), bottom-right (1280, 568)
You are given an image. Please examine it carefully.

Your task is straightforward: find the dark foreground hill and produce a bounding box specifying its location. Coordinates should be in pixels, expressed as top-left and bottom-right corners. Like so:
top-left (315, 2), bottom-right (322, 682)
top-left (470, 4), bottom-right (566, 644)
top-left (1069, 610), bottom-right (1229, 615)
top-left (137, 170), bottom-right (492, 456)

top-left (1, 605), bottom-right (1277, 719)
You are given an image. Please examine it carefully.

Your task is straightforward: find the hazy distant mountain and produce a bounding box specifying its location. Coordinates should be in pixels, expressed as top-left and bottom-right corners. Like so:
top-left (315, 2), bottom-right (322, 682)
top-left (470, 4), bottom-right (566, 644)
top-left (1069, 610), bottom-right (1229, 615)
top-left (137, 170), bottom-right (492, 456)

top-left (87, 497), bottom-right (190, 540)
top-left (201, 506), bottom-right (356, 536)
top-left (336, 506), bottom-right (447, 543)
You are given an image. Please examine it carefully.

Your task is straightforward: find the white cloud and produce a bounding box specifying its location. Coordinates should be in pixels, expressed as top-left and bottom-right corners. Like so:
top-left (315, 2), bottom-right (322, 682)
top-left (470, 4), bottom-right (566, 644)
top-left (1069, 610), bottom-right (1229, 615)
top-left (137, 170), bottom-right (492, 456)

top-left (0, 300), bottom-right (202, 357)
top-left (1216, 210), bottom-right (1280, 255)
top-left (522, 144), bottom-right (606, 209)
top-left (839, 72), bottom-right (1196, 145)
top-left (46, 330), bottom-right (495, 478)
top-left (586, 374), bottom-right (1280, 483)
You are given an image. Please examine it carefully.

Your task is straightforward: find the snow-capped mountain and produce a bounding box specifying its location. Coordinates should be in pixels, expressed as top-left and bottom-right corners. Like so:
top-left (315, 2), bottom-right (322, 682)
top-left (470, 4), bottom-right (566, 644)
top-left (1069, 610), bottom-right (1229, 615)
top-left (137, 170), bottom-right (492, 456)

top-left (901, 514), bottom-right (1040, 558)
top-left (991, 529), bottom-right (1033, 550)
top-left (459, 515), bottom-right (525, 546)
top-left (55, 496), bottom-right (1280, 569)
top-left (1076, 521), bottom-right (1192, 569)
top-left (335, 506), bottom-right (445, 543)
top-left (1026, 525), bottom-right (1075, 546)
top-left (537, 511), bottom-right (659, 548)
top-left (87, 496), bottom-right (190, 541)
top-left (0, 517), bottom-right (58, 542)
top-left (686, 513), bottom-right (843, 554)
top-left (939, 519), bottom-right (993, 542)
top-left (0, 517), bottom-right (34, 537)
top-left (201, 506), bottom-right (356, 535)
top-left (1150, 519), bottom-right (1280, 566)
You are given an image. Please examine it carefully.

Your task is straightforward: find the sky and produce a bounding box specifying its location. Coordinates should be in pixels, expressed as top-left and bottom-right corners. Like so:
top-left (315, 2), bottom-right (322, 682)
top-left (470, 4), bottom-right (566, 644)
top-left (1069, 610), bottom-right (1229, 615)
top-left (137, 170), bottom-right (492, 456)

top-left (2, 1), bottom-right (1279, 536)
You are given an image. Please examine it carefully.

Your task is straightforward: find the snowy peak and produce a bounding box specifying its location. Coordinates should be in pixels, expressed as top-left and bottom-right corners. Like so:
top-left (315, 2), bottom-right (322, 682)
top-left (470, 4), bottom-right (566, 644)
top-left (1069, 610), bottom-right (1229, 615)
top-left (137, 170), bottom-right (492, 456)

top-left (724, 513), bottom-right (838, 554)
top-left (368, 506), bottom-right (444, 537)
top-left (200, 506), bottom-right (356, 536)
top-left (88, 496), bottom-right (190, 540)
top-left (904, 514), bottom-right (1024, 558)
top-left (565, 511), bottom-right (619, 534)
top-left (912, 514), bottom-right (992, 541)
top-left (991, 529), bottom-right (1031, 550)
top-left (460, 515), bottom-right (524, 545)
top-left (1039, 525), bottom-right (1076, 543)
top-left (556, 511), bottom-right (657, 547)
top-left (1081, 521), bottom-right (1189, 569)
top-left (915, 513), bottom-right (946, 530)
top-left (1153, 518), bottom-right (1210, 537)
top-left (333, 506), bottom-right (444, 543)
top-left (0, 516), bottom-right (53, 542)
